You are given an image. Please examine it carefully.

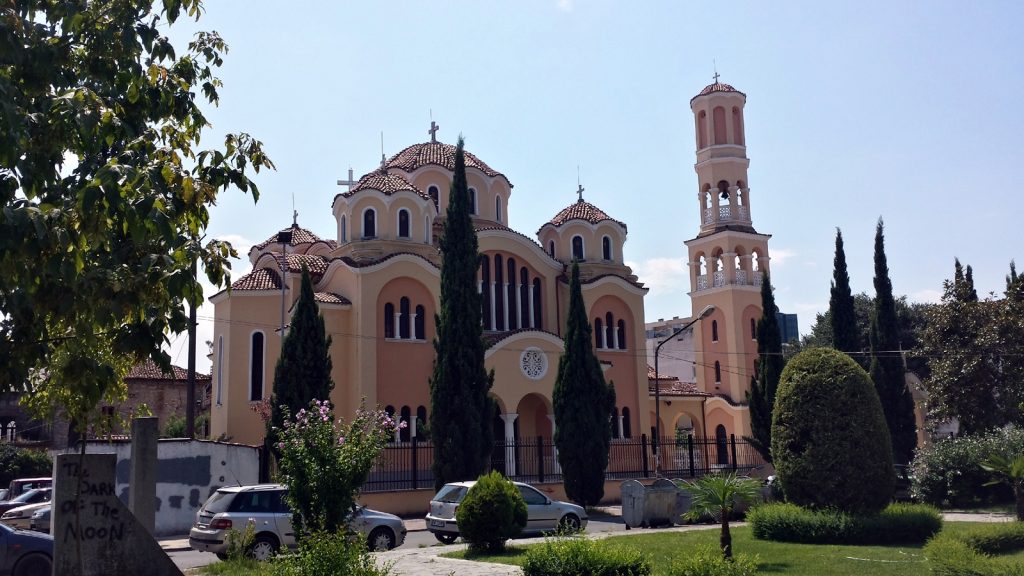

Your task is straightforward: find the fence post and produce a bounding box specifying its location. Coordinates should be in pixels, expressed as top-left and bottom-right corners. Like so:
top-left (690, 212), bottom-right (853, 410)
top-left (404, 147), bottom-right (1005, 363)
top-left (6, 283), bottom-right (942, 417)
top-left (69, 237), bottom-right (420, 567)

top-left (640, 434), bottom-right (649, 478)
top-left (687, 434), bottom-right (696, 477)
top-left (537, 436), bottom-right (544, 483)
top-left (730, 434), bottom-right (738, 471)
top-left (411, 436), bottom-right (418, 489)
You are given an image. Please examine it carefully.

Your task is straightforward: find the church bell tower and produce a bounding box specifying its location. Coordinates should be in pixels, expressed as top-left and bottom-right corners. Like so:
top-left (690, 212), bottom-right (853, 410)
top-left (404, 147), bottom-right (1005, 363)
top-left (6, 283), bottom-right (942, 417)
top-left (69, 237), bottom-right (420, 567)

top-left (685, 79), bottom-right (771, 425)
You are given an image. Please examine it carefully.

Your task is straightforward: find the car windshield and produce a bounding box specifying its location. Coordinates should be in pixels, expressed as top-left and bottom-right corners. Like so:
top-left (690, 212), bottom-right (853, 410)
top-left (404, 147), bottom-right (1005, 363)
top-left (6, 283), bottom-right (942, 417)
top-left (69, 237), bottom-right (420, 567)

top-left (433, 485), bottom-right (468, 503)
top-left (202, 490), bottom-right (236, 514)
top-left (13, 489), bottom-right (48, 503)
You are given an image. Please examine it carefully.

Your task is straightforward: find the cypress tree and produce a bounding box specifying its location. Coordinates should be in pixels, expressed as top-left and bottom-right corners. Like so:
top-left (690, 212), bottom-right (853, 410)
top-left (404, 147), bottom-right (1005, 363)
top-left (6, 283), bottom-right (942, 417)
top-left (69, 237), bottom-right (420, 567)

top-left (965, 264), bottom-right (979, 302)
top-left (268, 265), bottom-right (335, 447)
top-left (429, 136), bottom-right (494, 489)
top-left (830, 229), bottom-right (860, 361)
top-left (553, 261), bottom-right (615, 506)
top-left (745, 273), bottom-right (784, 462)
top-left (868, 218), bottom-right (917, 464)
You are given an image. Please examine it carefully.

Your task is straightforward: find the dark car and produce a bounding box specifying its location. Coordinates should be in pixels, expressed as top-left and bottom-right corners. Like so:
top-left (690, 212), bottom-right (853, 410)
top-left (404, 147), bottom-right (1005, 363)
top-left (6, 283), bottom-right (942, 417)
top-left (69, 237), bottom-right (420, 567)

top-left (0, 490), bottom-right (50, 516)
top-left (0, 521), bottom-right (52, 576)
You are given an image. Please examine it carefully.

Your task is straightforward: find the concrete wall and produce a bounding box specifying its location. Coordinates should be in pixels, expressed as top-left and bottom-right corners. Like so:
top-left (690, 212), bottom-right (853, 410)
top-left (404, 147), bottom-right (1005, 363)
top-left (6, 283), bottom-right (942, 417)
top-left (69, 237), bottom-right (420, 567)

top-left (72, 439), bottom-right (260, 535)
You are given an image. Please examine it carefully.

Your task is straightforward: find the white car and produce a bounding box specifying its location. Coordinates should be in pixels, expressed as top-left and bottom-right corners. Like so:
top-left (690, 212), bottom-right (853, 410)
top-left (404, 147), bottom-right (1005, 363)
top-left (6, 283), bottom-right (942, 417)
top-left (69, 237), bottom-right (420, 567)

top-left (1, 501), bottom-right (51, 530)
top-left (189, 484), bottom-right (406, 560)
top-left (426, 481), bottom-right (588, 544)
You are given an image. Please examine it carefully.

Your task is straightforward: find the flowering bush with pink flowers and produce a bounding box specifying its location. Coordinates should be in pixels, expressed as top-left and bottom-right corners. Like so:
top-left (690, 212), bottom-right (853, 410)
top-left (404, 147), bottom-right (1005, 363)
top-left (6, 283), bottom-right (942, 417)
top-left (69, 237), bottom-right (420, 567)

top-left (275, 399), bottom-right (402, 536)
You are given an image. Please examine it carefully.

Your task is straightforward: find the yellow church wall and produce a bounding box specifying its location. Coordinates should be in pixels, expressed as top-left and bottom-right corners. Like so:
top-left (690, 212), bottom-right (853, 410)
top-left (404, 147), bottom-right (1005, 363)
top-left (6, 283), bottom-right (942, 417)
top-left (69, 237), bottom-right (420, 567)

top-left (374, 276), bottom-right (436, 414)
top-left (485, 332), bottom-right (562, 430)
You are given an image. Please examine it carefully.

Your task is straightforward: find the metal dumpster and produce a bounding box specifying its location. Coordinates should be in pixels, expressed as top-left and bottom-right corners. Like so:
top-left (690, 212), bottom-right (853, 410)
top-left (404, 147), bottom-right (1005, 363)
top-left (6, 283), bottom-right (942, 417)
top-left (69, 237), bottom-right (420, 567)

top-left (621, 478), bottom-right (684, 528)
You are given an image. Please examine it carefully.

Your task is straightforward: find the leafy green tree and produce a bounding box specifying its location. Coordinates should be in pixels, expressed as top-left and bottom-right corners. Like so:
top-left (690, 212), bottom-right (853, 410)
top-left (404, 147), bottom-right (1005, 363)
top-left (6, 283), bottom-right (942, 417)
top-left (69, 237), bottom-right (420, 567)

top-left (1000, 261), bottom-right (1024, 427)
top-left (869, 219), bottom-right (917, 464)
top-left (745, 273), bottom-right (783, 463)
top-left (268, 264), bottom-right (334, 452)
top-left (982, 453), bottom-right (1024, 521)
top-left (829, 229), bottom-right (860, 359)
top-left (553, 261), bottom-right (616, 506)
top-left (0, 1), bottom-right (273, 432)
top-left (678, 473), bottom-right (763, 559)
top-left (0, 445), bottom-right (52, 488)
top-left (429, 137), bottom-right (494, 489)
top-left (918, 260), bottom-right (1010, 434)
top-left (772, 348), bottom-right (895, 514)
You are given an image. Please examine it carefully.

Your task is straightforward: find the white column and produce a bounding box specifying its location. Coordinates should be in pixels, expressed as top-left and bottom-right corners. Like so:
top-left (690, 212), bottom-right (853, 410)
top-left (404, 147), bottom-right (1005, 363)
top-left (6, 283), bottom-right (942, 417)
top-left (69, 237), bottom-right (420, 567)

top-left (502, 283), bottom-right (510, 330)
top-left (489, 281), bottom-right (496, 329)
top-left (410, 415), bottom-right (418, 439)
top-left (410, 311), bottom-right (418, 339)
top-left (500, 413), bottom-right (518, 477)
top-left (547, 415), bottom-right (561, 474)
top-left (515, 282), bottom-right (523, 330)
top-left (617, 414), bottom-right (624, 440)
top-left (392, 312), bottom-right (401, 338)
top-left (393, 426), bottom-right (401, 443)
top-left (528, 284), bottom-right (536, 328)
top-left (611, 325), bottom-right (619, 350)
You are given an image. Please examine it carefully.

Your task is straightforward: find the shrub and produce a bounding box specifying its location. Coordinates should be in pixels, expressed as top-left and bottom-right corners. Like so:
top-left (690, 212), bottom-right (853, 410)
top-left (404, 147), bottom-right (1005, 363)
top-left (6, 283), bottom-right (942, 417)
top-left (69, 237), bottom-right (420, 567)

top-left (270, 531), bottom-right (391, 576)
top-left (911, 427), bottom-right (1024, 507)
top-left (924, 523), bottom-right (1024, 576)
top-left (771, 348), bottom-right (895, 514)
top-left (666, 546), bottom-right (758, 576)
top-left (522, 534), bottom-right (651, 576)
top-left (748, 502), bottom-right (941, 545)
top-left (0, 445), bottom-right (52, 488)
top-left (456, 471), bottom-right (527, 552)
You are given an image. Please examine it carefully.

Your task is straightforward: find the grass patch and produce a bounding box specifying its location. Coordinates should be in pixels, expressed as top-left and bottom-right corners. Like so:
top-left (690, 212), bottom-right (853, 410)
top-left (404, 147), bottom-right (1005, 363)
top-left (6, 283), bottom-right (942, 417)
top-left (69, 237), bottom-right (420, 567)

top-left (444, 523), bottom-right (1013, 576)
top-left (198, 558), bottom-right (274, 575)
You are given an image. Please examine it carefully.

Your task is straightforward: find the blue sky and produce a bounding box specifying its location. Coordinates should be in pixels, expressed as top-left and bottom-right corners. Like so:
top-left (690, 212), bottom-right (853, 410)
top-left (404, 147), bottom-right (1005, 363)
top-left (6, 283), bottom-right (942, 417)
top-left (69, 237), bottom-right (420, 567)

top-left (164, 1), bottom-right (1024, 370)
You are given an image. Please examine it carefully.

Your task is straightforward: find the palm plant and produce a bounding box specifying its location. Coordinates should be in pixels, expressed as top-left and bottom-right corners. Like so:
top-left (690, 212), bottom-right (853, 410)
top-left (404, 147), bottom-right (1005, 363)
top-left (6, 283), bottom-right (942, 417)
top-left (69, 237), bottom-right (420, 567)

top-left (678, 473), bottom-right (763, 559)
top-left (981, 454), bottom-right (1024, 521)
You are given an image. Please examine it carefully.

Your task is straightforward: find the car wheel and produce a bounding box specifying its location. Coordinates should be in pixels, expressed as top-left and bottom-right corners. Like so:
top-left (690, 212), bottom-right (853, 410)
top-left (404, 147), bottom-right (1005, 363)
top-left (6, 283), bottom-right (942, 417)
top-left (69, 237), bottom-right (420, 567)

top-left (216, 552), bottom-right (229, 561)
top-left (435, 532), bottom-right (458, 544)
top-left (367, 526), bottom-right (396, 551)
top-left (247, 534), bottom-right (279, 562)
top-left (13, 553), bottom-right (51, 576)
top-left (559, 513), bottom-right (581, 533)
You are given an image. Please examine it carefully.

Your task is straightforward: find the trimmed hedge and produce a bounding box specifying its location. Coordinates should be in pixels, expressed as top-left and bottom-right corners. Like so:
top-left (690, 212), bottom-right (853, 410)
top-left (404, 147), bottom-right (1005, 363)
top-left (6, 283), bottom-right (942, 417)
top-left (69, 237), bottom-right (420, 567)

top-left (924, 523), bottom-right (1024, 576)
top-left (456, 471), bottom-right (527, 552)
top-left (771, 348), bottom-right (895, 514)
top-left (748, 502), bottom-right (942, 545)
top-left (911, 427), bottom-right (1024, 507)
top-left (666, 546), bottom-right (758, 576)
top-left (522, 535), bottom-right (651, 576)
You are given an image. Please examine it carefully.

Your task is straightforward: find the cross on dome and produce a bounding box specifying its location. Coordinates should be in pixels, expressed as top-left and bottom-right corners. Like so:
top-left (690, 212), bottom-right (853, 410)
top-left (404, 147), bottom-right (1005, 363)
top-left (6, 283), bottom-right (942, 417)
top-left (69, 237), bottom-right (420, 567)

top-left (428, 121), bottom-right (440, 143)
top-left (577, 183), bottom-right (585, 203)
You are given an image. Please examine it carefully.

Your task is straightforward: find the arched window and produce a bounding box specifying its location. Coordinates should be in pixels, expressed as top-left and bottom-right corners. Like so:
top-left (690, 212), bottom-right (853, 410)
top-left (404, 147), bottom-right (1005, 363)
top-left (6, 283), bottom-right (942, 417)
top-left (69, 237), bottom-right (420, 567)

top-left (713, 106), bottom-right (727, 145)
top-left (398, 209), bottom-right (410, 238)
top-left (480, 255), bottom-right (491, 330)
top-left (594, 318), bottom-right (604, 348)
top-left (468, 188), bottom-right (477, 214)
top-left (714, 361), bottom-right (721, 383)
top-left (415, 305), bottom-right (425, 340)
top-left (399, 297), bottom-right (411, 339)
top-left (572, 236), bottom-right (584, 261)
top-left (385, 406), bottom-right (396, 442)
top-left (495, 196), bottom-right (502, 223)
top-left (249, 332), bottom-right (264, 401)
top-left (363, 208), bottom-right (376, 238)
top-left (610, 407), bottom-right (619, 439)
top-left (622, 407), bottom-right (632, 439)
top-left (548, 240), bottom-right (555, 258)
top-left (602, 236), bottom-right (612, 261)
top-left (428, 185), bottom-right (439, 210)
top-left (605, 312), bottom-right (614, 349)
top-left (519, 267), bottom-right (530, 328)
top-left (711, 320), bottom-right (719, 342)
top-left (732, 107), bottom-right (744, 145)
top-left (494, 254), bottom-right (504, 330)
top-left (715, 424), bottom-right (729, 465)
top-left (400, 406), bottom-right (411, 442)
top-left (751, 318), bottom-right (756, 340)
top-left (384, 303), bottom-right (395, 338)
top-left (616, 319), bottom-right (626, 350)
top-left (507, 258), bottom-right (518, 330)
top-left (416, 406), bottom-right (427, 439)
top-left (340, 215), bottom-right (347, 242)
top-left (697, 110), bottom-right (708, 149)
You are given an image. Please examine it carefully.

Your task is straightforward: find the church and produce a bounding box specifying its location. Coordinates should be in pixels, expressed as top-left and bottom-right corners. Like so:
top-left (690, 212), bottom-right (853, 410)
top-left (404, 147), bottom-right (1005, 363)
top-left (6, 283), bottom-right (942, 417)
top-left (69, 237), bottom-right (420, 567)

top-left (208, 80), bottom-right (770, 471)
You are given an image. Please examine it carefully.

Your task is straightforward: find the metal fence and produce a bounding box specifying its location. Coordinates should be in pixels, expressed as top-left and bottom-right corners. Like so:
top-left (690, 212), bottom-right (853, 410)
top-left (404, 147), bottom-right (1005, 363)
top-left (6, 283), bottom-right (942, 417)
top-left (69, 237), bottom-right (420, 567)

top-left (362, 433), bottom-right (766, 492)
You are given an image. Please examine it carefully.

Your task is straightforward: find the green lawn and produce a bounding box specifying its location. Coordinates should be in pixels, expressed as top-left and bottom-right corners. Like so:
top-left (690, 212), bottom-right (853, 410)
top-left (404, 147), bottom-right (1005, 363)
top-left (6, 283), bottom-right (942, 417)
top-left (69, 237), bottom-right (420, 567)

top-left (446, 522), bottom-right (1017, 576)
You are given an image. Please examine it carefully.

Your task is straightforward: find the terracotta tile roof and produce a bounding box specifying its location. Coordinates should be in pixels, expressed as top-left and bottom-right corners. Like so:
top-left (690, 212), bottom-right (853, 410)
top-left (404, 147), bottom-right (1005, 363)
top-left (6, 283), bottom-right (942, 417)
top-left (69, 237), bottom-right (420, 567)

top-left (329, 251), bottom-right (439, 270)
top-left (230, 268), bottom-right (282, 290)
top-left (543, 200), bottom-right (626, 232)
top-left (253, 225), bottom-right (328, 251)
top-left (386, 142), bottom-right (509, 182)
top-left (690, 81), bottom-right (745, 103)
top-left (337, 169), bottom-right (430, 200)
top-left (647, 367), bottom-right (710, 397)
top-left (314, 292), bottom-right (351, 305)
top-left (127, 358), bottom-right (210, 382)
top-left (284, 253), bottom-right (328, 279)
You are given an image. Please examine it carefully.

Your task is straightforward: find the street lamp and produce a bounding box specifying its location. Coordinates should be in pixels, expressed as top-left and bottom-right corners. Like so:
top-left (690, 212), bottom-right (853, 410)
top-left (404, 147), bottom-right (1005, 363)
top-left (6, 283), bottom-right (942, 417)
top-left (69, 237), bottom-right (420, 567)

top-left (653, 304), bottom-right (715, 476)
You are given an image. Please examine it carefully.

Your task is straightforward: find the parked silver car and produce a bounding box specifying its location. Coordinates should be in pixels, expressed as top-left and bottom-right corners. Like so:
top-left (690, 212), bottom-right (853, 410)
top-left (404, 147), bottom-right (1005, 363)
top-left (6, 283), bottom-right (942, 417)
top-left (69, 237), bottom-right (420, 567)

top-left (426, 481), bottom-right (588, 544)
top-left (188, 484), bottom-right (406, 560)
top-left (29, 505), bottom-right (49, 534)
top-left (0, 501), bottom-right (50, 531)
